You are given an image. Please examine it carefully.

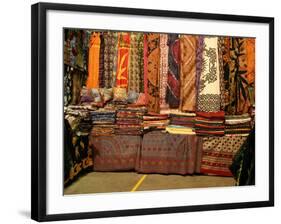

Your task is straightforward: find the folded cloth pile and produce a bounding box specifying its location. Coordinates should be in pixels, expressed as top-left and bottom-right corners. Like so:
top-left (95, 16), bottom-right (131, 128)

top-left (225, 114), bottom-right (252, 135)
top-left (195, 111), bottom-right (225, 136)
top-left (91, 109), bottom-right (116, 136)
top-left (142, 112), bottom-right (169, 132)
top-left (115, 107), bottom-right (147, 135)
top-left (64, 106), bottom-right (94, 134)
top-left (165, 111), bottom-right (196, 135)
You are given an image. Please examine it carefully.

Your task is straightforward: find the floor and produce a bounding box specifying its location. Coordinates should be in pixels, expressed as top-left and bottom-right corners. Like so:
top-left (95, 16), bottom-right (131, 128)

top-left (64, 172), bottom-right (236, 195)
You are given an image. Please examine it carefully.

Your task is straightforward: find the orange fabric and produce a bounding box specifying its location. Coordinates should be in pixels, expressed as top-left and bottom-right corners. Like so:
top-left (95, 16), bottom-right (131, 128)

top-left (116, 32), bottom-right (130, 88)
top-left (86, 32), bottom-right (101, 89)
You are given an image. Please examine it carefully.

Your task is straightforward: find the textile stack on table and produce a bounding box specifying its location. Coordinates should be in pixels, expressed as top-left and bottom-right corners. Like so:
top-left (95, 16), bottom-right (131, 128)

top-left (165, 111), bottom-right (196, 135)
top-left (115, 107), bottom-right (147, 135)
top-left (195, 111), bottom-right (225, 136)
top-left (91, 109), bottom-right (116, 136)
top-left (142, 112), bottom-right (169, 132)
top-left (225, 114), bottom-right (252, 135)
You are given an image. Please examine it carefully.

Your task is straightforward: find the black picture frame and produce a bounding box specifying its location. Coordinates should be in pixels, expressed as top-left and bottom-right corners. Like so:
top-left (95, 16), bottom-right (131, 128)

top-left (31, 2), bottom-right (274, 222)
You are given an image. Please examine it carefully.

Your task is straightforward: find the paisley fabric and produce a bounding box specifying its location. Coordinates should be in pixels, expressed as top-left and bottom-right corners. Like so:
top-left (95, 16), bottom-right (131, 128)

top-left (166, 34), bottom-right (180, 108)
top-left (196, 36), bottom-right (221, 112)
top-left (103, 31), bottom-right (118, 88)
top-left (159, 34), bottom-right (169, 109)
top-left (116, 32), bottom-right (130, 88)
top-left (128, 33), bottom-right (144, 92)
top-left (147, 33), bottom-right (161, 113)
top-left (179, 35), bottom-right (197, 112)
top-left (87, 32), bottom-right (101, 89)
top-left (98, 33), bottom-right (105, 87)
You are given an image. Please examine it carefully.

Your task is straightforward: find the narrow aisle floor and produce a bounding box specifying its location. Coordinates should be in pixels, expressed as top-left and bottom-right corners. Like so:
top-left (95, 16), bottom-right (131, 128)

top-left (64, 172), bottom-right (235, 195)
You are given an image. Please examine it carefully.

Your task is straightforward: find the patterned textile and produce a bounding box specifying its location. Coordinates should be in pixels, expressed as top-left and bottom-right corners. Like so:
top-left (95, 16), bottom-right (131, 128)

top-left (225, 114), bottom-right (252, 134)
top-left (159, 34), bottom-right (169, 109)
top-left (166, 34), bottom-right (180, 108)
top-left (224, 37), bottom-right (255, 114)
top-left (195, 111), bottom-right (225, 136)
top-left (179, 35), bottom-right (197, 112)
top-left (197, 36), bottom-right (221, 112)
top-left (143, 34), bottom-right (148, 103)
top-left (90, 135), bottom-right (142, 171)
top-left (64, 119), bottom-right (93, 186)
top-left (230, 128), bottom-right (255, 185)
top-left (116, 32), bottom-right (130, 88)
top-left (128, 33), bottom-right (144, 92)
top-left (200, 135), bottom-right (247, 176)
top-left (98, 33), bottom-right (105, 87)
top-left (147, 33), bottom-right (161, 113)
top-left (87, 32), bottom-right (101, 88)
top-left (218, 37), bottom-right (226, 110)
top-left (103, 31), bottom-right (118, 88)
top-left (136, 131), bottom-right (201, 174)
top-left (142, 113), bottom-right (169, 131)
top-left (64, 65), bottom-right (73, 106)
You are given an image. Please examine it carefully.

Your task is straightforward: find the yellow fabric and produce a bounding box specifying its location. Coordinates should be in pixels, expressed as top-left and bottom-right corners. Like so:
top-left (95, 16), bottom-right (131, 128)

top-left (165, 126), bottom-right (195, 135)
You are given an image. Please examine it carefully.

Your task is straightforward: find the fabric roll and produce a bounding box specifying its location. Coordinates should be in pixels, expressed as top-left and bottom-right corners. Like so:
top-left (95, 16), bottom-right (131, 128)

top-left (116, 32), bottom-right (130, 88)
top-left (179, 35), bottom-right (197, 112)
top-left (128, 33), bottom-right (144, 92)
top-left (103, 31), bottom-right (118, 88)
top-left (147, 33), bottom-right (161, 113)
top-left (159, 34), bottom-right (169, 109)
top-left (196, 36), bottom-right (221, 112)
top-left (87, 32), bottom-right (101, 89)
top-left (166, 34), bottom-right (180, 108)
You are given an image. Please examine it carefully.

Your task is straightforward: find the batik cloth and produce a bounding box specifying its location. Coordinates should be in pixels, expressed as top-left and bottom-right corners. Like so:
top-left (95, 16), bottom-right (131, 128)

top-left (87, 32), bottom-right (101, 89)
top-left (116, 32), bottom-right (130, 88)
top-left (179, 35), bottom-right (197, 112)
top-left (89, 135), bottom-right (142, 171)
top-left (224, 37), bottom-right (255, 114)
top-left (166, 34), bottom-right (180, 108)
top-left (200, 135), bottom-right (247, 176)
top-left (103, 31), bottom-right (118, 88)
top-left (136, 131), bottom-right (201, 174)
top-left (128, 33), bottom-right (144, 92)
top-left (159, 34), bottom-right (169, 109)
top-left (196, 36), bottom-right (221, 112)
top-left (147, 33), bottom-right (161, 113)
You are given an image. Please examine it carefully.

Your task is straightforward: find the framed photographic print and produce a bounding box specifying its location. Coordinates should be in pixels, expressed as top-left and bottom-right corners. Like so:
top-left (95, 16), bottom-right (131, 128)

top-left (31, 2), bottom-right (274, 222)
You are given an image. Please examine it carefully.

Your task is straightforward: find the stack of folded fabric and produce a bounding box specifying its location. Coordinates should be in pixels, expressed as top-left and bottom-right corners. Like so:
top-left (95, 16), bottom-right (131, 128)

top-left (225, 114), bottom-right (252, 135)
top-left (165, 111), bottom-right (196, 135)
top-left (115, 107), bottom-right (146, 135)
top-left (91, 109), bottom-right (116, 136)
top-left (142, 112), bottom-right (169, 132)
top-left (195, 111), bottom-right (225, 136)
top-left (64, 105), bottom-right (95, 134)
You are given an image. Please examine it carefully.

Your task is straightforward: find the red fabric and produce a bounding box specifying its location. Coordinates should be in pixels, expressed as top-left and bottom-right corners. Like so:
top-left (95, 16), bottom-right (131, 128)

top-left (143, 34), bottom-right (148, 103)
top-left (196, 111), bottom-right (225, 119)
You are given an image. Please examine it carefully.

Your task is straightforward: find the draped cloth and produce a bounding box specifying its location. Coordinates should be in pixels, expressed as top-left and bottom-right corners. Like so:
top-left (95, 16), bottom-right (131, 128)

top-left (179, 35), bottom-right (197, 112)
top-left (143, 34), bottom-right (148, 103)
top-left (200, 135), bottom-right (247, 176)
top-left (136, 131), bottom-right (202, 175)
top-left (166, 34), bottom-right (180, 108)
top-left (116, 32), bottom-right (130, 88)
top-left (147, 33), bottom-right (160, 113)
top-left (196, 36), bottom-right (221, 112)
top-left (103, 31), bottom-right (118, 88)
top-left (224, 37), bottom-right (255, 115)
top-left (128, 33), bottom-right (144, 92)
top-left (159, 34), bottom-right (169, 109)
top-left (98, 33), bottom-right (105, 88)
top-left (87, 32), bottom-right (101, 89)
